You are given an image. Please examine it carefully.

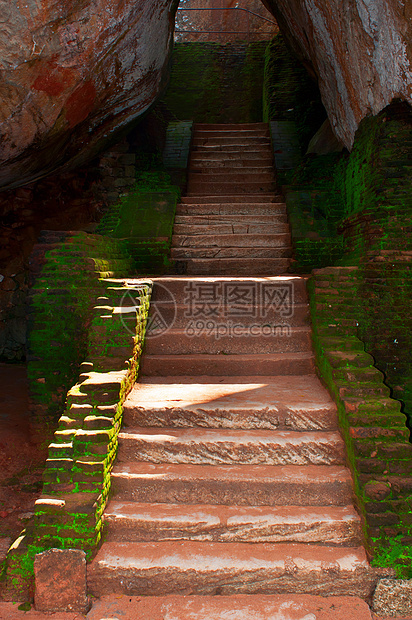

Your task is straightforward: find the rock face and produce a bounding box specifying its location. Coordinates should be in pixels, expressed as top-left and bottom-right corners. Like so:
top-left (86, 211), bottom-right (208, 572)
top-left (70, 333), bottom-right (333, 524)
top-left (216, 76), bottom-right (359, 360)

top-left (0, 0), bottom-right (178, 190)
top-left (263, 0), bottom-right (412, 148)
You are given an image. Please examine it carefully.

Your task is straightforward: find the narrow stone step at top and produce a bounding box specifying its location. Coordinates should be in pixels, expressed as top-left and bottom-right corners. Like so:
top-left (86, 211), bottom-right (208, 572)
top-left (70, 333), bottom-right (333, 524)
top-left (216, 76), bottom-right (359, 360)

top-left (103, 502), bottom-right (362, 546)
top-left (149, 276), bottom-right (309, 304)
top-left (174, 214), bottom-right (288, 225)
top-left (180, 195), bottom-right (282, 203)
top-left (195, 123), bottom-right (269, 131)
top-left (171, 246), bottom-right (292, 259)
top-left (123, 375), bottom-right (337, 430)
top-left (173, 223), bottom-right (289, 236)
top-left (187, 181), bottom-right (276, 195)
top-left (177, 257), bottom-right (291, 275)
top-left (176, 203), bottom-right (286, 216)
top-left (140, 352), bottom-right (314, 377)
top-left (144, 327), bottom-right (312, 355)
top-left (86, 593), bottom-right (375, 620)
top-left (172, 233), bottom-right (290, 248)
top-left (88, 541), bottom-right (377, 598)
top-left (110, 462), bottom-right (355, 506)
top-left (117, 428), bottom-right (346, 466)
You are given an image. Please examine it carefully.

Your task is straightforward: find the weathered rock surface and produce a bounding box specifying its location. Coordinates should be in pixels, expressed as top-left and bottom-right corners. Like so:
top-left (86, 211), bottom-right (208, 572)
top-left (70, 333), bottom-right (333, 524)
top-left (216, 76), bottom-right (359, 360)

top-left (373, 578), bottom-right (412, 617)
top-left (0, 0), bottom-right (178, 190)
top-left (263, 0), bottom-right (412, 147)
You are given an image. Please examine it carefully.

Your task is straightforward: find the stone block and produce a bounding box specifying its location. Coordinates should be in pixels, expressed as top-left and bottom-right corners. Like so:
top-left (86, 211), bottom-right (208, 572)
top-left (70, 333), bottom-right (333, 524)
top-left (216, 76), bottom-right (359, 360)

top-left (373, 578), bottom-right (412, 616)
top-left (34, 548), bottom-right (90, 613)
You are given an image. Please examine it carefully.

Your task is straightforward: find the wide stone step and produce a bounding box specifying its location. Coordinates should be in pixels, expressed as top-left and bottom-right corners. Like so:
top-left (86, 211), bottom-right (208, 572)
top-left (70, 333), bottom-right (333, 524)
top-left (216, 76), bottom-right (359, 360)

top-left (123, 375), bottom-right (337, 430)
top-left (195, 123), bottom-right (269, 130)
top-left (140, 352), bottom-right (315, 376)
top-left (189, 171), bottom-right (275, 183)
top-left (174, 213), bottom-right (288, 225)
top-left (86, 593), bottom-right (375, 620)
top-left (117, 428), bottom-right (345, 466)
top-left (190, 158), bottom-right (274, 168)
top-left (136, 276), bottom-right (309, 304)
top-left (194, 128), bottom-right (270, 138)
top-left (173, 223), bottom-right (289, 235)
top-left (88, 541), bottom-right (376, 598)
top-left (104, 502), bottom-right (362, 545)
top-left (177, 257), bottom-right (291, 275)
top-left (176, 203), bottom-right (286, 216)
top-left (110, 462), bottom-right (355, 506)
top-left (192, 144), bottom-right (273, 153)
top-left (187, 181), bottom-right (276, 194)
top-left (180, 194), bottom-right (281, 203)
top-left (144, 327), bottom-right (312, 355)
top-left (171, 246), bottom-right (292, 259)
top-left (172, 233), bottom-right (291, 248)
top-left (193, 136), bottom-right (271, 146)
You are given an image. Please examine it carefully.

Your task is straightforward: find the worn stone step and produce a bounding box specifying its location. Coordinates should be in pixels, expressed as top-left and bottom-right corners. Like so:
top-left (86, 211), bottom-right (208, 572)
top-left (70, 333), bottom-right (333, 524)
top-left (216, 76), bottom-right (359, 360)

top-left (149, 276), bottom-right (309, 304)
top-left (123, 375), bottom-right (337, 430)
top-left (111, 462), bottom-right (355, 506)
top-left (190, 158), bottom-right (274, 168)
top-left (189, 171), bottom-right (275, 183)
top-left (176, 203), bottom-right (286, 216)
top-left (177, 257), bottom-right (291, 275)
top-left (193, 136), bottom-right (271, 147)
top-left (144, 327), bottom-right (312, 355)
top-left (174, 213), bottom-right (288, 225)
top-left (192, 144), bottom-right (273, 153)
top-left (88, 541), bottom-right (376, 598)
top-left (195, 123), bottom-right (269, 130)
top-left (186, 181), bottom-right (276, 194)
top-left (147, 301), bottom-right (310, 329)
top-left (86, 593), bottom-right (375, 620)
top-left (180, 195), bottom-right (282, 203)
top-left (194, 128), bottom-right (270, 138)
top-left (173, 223), bottom-right (289, 236)
top-left (104, 502), bottom-right (362, 545)
top-left (117, 428), bottom-right (345, 466)
top-left (171, 246), bottom-right (292, 259)
top-left (172, 234), bottom-right (291, 248)
top-left (140, 352), bottom-right (315, 377)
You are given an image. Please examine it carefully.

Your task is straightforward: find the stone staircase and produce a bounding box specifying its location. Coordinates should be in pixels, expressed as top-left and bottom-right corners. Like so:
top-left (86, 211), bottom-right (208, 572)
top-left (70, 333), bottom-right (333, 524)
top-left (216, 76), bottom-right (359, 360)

top-left (88, 124), bottom-right (378, 609)
top-left (172, 123), bottom-right (292, 275)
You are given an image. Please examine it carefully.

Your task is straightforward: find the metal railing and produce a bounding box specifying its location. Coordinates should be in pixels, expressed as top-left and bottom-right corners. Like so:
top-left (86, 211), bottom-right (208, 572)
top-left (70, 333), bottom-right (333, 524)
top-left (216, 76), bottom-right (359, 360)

top-left (175, 6), bottom-right (278, 42)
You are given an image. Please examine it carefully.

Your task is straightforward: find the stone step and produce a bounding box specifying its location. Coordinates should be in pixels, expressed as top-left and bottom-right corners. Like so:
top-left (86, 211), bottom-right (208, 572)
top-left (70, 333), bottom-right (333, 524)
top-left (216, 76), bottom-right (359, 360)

top-left (190, 158), bottom-right (274, 168)
top-left (172, 234), bottom-right (291, 248)
top-left (191, 151), bottom-right (274, 162)
top-left (117, 428), bottom-right (346, 466)
top-left (194, 128), bottom-right (270, 138)
top-left (147, 302), bottom-right (310, 329)
top-left (104, 502), bottom-right (362, 545)
top-left (186, 181), bottom-right (276, 194)
top-left (88, 541), bottom-right (376, 598)
top-left (176, 203), bottom-right (286, 216)
top-left (171, 246), bottom-right (292, 259)
top-left (173, 223), bottom-right (289, 236)
top-left (140, 352), bottom-right (315, 376)
top-left (144, 327), bottom-right (312, 355)
top-left (174, 214), bottom-right (288, 225)
top-left (176, 257), bottom-right (292, 275)
top-left (180, 195), bottom-right (282, 203)
top-left (189, 171), bottom-right (276, 183)
top-left (86, 593), bottom-right (374, 620)
top-left (193, 136), bottom-right (271, 146)
top-left (149, 276), bottom-right (309, 304)
top-left (110, 462), bottom-right (355, 506)
top-left (195, 123), bottom-right (269, 130)
top-left (192, 144), bottom-right (273, 153)
top-left (123, 375), bottom-right (337, 430)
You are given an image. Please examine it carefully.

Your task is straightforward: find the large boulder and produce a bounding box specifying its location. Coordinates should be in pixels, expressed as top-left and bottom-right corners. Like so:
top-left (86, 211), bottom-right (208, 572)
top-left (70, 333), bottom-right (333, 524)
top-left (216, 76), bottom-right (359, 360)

top-left (263, 0), bottom-right (412, 148)
top-left (0, 0), bottom-right (178, 190)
